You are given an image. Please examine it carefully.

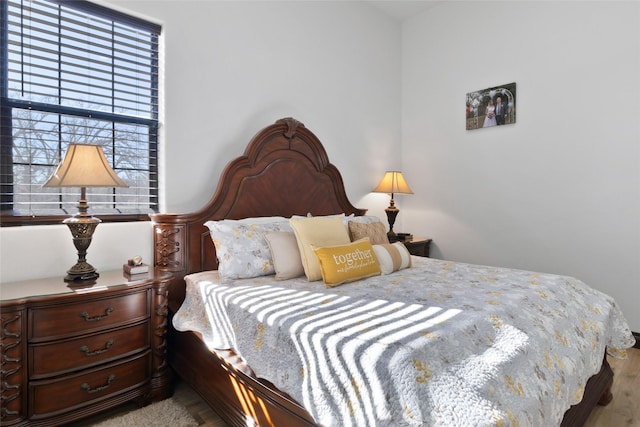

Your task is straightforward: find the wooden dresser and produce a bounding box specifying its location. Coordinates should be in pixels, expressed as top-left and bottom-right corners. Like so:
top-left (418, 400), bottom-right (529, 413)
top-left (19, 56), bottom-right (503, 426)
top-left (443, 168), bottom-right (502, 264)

top-left (0, 270), bottom-right (172, 426)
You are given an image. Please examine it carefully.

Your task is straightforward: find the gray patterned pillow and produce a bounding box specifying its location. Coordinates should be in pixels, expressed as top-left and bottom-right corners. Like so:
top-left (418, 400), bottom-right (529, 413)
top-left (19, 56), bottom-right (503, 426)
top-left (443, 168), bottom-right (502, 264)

top-left (205, 219), bottom-right (292, 279)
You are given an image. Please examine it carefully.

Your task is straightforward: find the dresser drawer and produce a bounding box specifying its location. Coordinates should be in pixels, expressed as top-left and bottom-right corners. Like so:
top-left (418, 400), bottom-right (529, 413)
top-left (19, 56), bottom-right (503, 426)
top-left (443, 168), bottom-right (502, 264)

top-left (30, 351), bottom-right (150, 417)
top-left (30, 322), bottom-right (150, 378)
top-left (30, 290), bottom-right (149, 340)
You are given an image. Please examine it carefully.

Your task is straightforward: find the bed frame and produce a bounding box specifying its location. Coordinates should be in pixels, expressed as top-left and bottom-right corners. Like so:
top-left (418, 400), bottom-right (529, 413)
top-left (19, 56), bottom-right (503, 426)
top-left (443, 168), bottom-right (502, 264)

top-left (150, 117), bottom-right (613, 427)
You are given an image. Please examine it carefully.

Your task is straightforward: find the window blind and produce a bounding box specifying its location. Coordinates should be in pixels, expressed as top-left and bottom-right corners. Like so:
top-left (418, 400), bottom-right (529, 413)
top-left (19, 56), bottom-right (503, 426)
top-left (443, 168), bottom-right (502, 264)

top-left (1, 0), bottom-right (160, 223)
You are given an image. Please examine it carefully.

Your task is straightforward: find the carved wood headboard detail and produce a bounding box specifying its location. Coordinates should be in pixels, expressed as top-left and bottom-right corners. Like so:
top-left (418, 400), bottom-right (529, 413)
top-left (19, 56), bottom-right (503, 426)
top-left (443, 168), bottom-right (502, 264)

top-left (150, 118), bottom-right (366, 311)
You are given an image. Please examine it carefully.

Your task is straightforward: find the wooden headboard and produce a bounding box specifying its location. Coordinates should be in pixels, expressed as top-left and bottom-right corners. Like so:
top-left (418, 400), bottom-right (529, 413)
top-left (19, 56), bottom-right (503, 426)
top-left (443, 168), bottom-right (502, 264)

top-left (150, 117), bottom-right (366, 311)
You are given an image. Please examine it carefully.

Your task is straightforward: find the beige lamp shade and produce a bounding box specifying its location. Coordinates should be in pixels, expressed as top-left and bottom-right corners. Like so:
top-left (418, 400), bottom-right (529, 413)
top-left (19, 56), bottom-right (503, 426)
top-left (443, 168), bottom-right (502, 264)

top-left (43, 144), bottom-right (127, 188)
top-left (373, 171), bottom-right (413, 195)
top-left (42, 144), bottom-right (127, 283)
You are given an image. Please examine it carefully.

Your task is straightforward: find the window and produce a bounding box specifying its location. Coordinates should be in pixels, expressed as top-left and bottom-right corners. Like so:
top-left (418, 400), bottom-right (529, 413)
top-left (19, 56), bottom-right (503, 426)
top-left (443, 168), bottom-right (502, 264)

top-left (1, 0), bottom-right (161, 225)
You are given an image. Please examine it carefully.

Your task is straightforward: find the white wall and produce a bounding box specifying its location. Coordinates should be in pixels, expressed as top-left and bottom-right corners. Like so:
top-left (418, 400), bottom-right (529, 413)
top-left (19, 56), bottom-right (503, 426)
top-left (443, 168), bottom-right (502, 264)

top-left (402, 1), bottom-right (640, 330)
top-left (144, 0), bottom-right (401, 214)
top-left (0, 222), bottom-right (154, 283)
top-left (0, 1), bottom-right (401, 283)
top-left (2, 0), bottom-right (637, 334)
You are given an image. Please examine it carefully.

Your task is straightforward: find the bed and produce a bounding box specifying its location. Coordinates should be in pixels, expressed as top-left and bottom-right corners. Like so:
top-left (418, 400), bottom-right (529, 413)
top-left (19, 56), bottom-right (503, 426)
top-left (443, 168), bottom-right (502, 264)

top-left (150, 117), bottom-right (634, 426)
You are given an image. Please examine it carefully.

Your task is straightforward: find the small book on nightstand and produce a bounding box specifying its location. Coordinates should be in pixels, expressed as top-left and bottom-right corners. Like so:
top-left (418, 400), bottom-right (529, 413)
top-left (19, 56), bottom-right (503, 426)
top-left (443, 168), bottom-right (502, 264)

top-left (123, 263), bottom-right (149, 275)
top-left (395, 233), bottom-right (413, 242)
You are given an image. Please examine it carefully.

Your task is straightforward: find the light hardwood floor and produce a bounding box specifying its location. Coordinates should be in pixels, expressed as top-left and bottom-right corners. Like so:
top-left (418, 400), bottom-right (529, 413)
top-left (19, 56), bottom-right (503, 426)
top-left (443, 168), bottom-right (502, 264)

top-left (77, 348), bottom-right (639, 426)
top-left (583, 347), bottom-right (639, 427)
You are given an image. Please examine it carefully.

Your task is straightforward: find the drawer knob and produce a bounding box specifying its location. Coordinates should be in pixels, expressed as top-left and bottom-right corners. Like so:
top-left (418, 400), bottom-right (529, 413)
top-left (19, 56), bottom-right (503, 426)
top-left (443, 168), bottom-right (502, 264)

top-left (80, 374), bottom-right (116, 394)
top-left (79, 339), bottom-right (114, 356)
top-left (79, 307), bottom-right (114, 322)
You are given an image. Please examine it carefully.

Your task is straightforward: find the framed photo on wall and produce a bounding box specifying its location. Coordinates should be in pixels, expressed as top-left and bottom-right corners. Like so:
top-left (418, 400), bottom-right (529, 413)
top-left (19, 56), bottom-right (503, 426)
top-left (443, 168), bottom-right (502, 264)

top-left (466, 82), bottom-right (516, 130)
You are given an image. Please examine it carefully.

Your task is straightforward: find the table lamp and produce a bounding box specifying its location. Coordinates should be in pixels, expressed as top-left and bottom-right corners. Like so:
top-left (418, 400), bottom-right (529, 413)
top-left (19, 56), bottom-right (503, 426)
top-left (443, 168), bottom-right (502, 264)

top-left (43, 144), bottom-right (128, 282)
top-left (373, 171), bottom-right (413, 240)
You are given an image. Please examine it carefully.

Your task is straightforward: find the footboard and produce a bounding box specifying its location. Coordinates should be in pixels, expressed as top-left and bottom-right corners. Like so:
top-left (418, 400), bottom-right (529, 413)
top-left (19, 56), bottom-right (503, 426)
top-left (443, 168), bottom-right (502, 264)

top-left (168, 322), bottom-right (317, 427)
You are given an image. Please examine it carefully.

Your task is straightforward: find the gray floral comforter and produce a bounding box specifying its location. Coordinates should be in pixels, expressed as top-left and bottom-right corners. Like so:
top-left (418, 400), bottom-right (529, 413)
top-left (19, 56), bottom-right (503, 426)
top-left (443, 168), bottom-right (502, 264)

top-left (173, 257), bottom-right (635, 427)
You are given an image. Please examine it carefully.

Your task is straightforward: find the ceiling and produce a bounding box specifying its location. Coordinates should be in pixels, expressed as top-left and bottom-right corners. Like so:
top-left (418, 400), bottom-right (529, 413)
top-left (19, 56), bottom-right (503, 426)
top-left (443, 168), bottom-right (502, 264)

top-left (366, 1), bottom-right (441, 21)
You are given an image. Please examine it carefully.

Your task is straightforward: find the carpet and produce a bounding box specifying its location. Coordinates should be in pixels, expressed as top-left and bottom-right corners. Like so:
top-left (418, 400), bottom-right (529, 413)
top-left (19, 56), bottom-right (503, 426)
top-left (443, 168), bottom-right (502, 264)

top-left (91, 398), bottom-right (198, 427)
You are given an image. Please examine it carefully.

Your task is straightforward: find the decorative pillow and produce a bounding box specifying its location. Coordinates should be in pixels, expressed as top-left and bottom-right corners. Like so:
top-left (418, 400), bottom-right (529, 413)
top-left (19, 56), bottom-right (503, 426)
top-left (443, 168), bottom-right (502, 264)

top-left (301, 214), bottom-right (380, 233)
top-left (373, 242), bottom-right (412, 275)
top-left (264, 231), bottom-right (304, 280)
top-left (204, 219), bottom-right (292, 279)
top-left (289, 216), bottom-right (351, 281)
top-left (347, 215), bottom-right (381, 224)
top-left (348, 220), bottom-right (389, 245)
top-left (313, 238), bottom-right (381, 287)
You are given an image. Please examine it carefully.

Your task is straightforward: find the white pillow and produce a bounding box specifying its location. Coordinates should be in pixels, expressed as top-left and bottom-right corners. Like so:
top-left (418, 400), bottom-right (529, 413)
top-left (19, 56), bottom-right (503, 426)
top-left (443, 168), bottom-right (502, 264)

top-left (205, 218), bottom-right (291, 279)
top-left (373, 242), bottom-right (412, 274)
top-left (264, 231), bottom-right (304, 280)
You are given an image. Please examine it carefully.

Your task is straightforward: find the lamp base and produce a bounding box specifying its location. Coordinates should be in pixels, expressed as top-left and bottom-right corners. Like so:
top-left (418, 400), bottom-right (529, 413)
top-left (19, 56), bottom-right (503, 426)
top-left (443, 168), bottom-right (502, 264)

top-left (384, 206), bottom-right (399, 240)
top-left (64, 265), bottom-right (100, 282)
top-left (63, 214), bottom-right (101, 283)
top-left (65, 273), bottom-right (100, 283)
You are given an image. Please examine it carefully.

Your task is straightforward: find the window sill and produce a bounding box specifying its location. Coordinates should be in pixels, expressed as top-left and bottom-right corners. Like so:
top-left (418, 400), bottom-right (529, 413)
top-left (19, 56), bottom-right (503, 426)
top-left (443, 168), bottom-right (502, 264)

top-left (0, 213), bottom-right (152, 227)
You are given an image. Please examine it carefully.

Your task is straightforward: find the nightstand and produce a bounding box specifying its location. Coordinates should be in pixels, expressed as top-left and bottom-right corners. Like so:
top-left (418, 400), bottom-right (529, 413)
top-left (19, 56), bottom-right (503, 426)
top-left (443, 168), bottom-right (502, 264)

top-left (0, 269), bottom-right (172, 426)
top-left (398, 237), bottom-right (432, 257)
